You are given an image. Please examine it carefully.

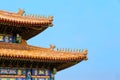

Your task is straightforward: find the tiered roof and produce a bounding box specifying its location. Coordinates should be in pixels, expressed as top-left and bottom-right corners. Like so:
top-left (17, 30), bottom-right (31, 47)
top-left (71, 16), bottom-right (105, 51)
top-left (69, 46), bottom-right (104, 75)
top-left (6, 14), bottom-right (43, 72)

top-left (0, 9), bottom-right (88, 71)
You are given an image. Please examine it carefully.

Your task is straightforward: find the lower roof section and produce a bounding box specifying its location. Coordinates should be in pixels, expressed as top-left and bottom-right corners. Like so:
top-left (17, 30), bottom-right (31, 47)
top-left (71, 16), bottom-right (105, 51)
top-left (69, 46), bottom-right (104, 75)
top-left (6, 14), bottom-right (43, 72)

top-left (0, 42), bottom-right (88, 71)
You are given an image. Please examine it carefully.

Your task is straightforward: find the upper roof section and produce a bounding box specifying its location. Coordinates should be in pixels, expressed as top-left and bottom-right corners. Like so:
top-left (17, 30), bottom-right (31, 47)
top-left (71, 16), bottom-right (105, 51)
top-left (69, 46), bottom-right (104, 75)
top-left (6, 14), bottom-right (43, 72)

top-left (0, 9), bottom-right (53, 40)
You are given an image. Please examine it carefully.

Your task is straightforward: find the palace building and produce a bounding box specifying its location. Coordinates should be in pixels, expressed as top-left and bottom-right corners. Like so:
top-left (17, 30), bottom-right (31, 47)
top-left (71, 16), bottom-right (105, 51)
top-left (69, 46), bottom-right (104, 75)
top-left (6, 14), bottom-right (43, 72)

top-left (0, 9), bottom-right (88, 80)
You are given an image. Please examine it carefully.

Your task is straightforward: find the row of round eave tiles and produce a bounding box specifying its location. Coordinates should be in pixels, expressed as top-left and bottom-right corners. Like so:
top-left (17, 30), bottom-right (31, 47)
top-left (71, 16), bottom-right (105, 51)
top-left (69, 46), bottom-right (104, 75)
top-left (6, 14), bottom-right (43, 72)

top-left (0, 17), bottom-right (51, 25)
top-left (0, 14), bottom-right (52, 22)
top-left (0, 12), bottom-right (53, 21)
top-left (0, 53), bottom-right (84, 62)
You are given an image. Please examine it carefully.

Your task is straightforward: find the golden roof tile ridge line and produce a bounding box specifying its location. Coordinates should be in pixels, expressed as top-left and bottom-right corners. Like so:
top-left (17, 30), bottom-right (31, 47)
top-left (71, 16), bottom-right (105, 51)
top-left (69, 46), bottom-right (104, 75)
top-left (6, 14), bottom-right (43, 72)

top-left (0, 9), bottom-right (53, 23)
top-left (0, 42), bottom-right (51, 50)
top-left (0, 10), bottom-right (17, 15)
top-left (0, 14), bottom-right (51, 24)
top-left (28, 44), bottom-right (50, 50)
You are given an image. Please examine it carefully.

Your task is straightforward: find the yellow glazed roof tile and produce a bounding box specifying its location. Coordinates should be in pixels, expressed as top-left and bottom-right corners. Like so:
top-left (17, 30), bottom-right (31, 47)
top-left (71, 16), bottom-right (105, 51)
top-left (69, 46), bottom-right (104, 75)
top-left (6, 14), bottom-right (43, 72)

top-left (0, 42), bottom-right (87, 62)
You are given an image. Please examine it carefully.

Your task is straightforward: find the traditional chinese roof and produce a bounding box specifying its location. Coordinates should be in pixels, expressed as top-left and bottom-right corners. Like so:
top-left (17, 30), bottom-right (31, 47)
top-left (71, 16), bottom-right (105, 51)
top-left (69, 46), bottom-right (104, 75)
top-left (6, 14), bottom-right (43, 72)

top-left (0, 9), bottom-right (88, 71)
top-left (0, 9), bottom-right (53, 40)
top-left (0, 42), bottom-right (88, 71)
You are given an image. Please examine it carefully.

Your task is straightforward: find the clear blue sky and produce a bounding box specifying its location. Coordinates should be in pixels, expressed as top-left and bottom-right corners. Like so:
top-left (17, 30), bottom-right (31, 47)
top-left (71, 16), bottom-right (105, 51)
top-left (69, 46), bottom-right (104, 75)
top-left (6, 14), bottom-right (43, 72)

top-left (0, 0), bottom-right (120, 80)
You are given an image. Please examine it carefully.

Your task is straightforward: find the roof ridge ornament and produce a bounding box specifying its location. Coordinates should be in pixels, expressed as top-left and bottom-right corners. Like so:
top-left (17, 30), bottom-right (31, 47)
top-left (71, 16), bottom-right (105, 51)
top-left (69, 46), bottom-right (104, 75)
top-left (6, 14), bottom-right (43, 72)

top-left (17, 9), bottom-right (25, 16)
top-left (50, 44), bottom-right (56, 50)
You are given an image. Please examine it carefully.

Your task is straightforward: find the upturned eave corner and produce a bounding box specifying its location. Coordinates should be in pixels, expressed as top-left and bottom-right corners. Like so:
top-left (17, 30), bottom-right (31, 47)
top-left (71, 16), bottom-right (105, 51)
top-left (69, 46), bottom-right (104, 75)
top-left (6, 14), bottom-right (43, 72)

top-left (83, 49), bottom-right (88, 61)
top-left (49, 44), bottom-right (88, 62)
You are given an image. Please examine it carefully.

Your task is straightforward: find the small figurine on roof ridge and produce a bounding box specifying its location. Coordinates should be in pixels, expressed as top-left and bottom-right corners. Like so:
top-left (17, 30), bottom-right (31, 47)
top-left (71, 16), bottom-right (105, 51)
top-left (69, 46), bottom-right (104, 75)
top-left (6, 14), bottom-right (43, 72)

top-left (17, 9), bottom-right (25, 16)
